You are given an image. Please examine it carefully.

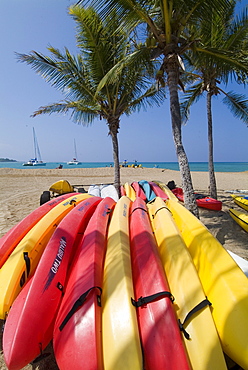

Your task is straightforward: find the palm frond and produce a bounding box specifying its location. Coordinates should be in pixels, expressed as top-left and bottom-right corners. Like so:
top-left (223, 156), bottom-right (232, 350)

top-left (32, 101), bottom-right (99, 125)
top-left (95, 46), bottom-right (156, 94)
top-left (225, 7), bottom-right (248, 50)
top-left (18, 4), bottom-right (164, 129)
top-left (220, 89), bottom-right (248, 125)
top-left (77, 0), bottom-right (155, 35)
top-left (180, 82), bottom-right (203, 123)
top-left (195, 47), bottom-right (248, 81)
top-left (125, 84), bottom-right (166, 115)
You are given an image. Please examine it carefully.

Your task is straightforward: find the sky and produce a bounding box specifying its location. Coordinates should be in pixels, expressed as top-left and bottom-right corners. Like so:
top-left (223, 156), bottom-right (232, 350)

top-left (1, 0), bottom-right (248, 164)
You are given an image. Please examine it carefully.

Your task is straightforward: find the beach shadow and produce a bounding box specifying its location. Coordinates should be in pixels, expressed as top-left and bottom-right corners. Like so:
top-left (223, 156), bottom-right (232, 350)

top-left (199, 193), bottom-right (248, 257)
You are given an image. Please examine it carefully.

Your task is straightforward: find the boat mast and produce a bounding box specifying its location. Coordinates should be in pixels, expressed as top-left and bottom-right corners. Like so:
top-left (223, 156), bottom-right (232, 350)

top-left (33, 127), bottom-right (37, 160)
top-left (33, 127), bottom-right (43, 161)
top-left (74, 139), bottom-right (77, 159)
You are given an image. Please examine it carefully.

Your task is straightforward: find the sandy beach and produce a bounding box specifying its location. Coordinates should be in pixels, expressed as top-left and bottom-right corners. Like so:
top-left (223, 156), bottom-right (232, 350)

top-left (0, 166), bottom-right (248, 369)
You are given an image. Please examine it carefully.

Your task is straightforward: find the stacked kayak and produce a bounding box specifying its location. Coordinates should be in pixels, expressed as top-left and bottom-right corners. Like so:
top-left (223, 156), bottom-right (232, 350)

top-left (152, 180), bottom-right (179, 201)
top-left (122, 182), bottom-right (136, 201)
top-left (0, 193), bottom-right (91, 320)
top-left (1, 180), bottom-right (248, 369)
top-left (53, 197), bottom-right (116, 369)
top-left (229, 208), bottom-right (248, 232)
top-left (3, 196), bottom-right (102, 369)
top-left (102, 196), bottom-right (143, 369)
top-left (130, 181), bottom-right (146, 201)
top-left (231, 194), bottom-right (248, 211)
top-left (121, 180), bottom-right (168, 202)
top-left (0, 193), bottom-right (78, 269)
top-left (148, 197), bottom-right (227, 370)
top-left (229, 193), bottom-right (248, 232)
top-left (138, 180), bottom-right (156, 201)
top-left (161, 186), bottom-right (248, 369)
top-left (130, 198), bottom-right (190, 369)
top-left (121, 180), bottom-right (222, 210)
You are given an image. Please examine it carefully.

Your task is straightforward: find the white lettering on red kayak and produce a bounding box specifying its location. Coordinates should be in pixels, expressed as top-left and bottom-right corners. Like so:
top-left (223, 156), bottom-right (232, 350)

top-left (43, 236), bottom-right (67, 291)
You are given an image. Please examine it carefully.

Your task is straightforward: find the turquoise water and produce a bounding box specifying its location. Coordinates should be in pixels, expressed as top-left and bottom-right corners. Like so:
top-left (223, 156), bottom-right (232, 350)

top-left (0, 162), bottom-right (247, 172)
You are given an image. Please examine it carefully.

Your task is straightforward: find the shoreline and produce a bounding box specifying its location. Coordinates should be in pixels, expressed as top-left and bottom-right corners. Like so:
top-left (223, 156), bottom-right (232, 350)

top-left (0, 161), bottom-right (247, 173)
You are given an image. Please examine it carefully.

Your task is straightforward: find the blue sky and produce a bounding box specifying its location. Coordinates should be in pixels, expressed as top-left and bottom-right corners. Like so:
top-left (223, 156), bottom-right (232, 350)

top-left (1, 0), bottom-right (248, 163)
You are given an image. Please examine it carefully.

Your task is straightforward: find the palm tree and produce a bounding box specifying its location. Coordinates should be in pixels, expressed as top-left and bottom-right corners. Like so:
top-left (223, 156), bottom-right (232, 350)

top-left (17, 6), bottom-right (165, 194)
top-left (181, 3), bottom-right (248, 199)
top-left (80, 0), bottom-right (248, 217)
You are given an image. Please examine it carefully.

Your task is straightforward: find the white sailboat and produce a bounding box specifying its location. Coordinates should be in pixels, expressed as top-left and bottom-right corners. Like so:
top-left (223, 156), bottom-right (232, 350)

top-left (67, 139), bottom-right (82, 165)
top-left (23, 127), bottom-right (46, 166)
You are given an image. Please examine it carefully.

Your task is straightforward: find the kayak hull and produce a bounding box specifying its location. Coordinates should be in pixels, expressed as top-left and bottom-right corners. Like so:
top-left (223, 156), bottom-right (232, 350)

top-left (130, 198), bottom-right (190, 370)
top-left (53, 198), bottom-right (116, 370)
top-left (3, 197), bottom-right (101, 370)
top-left (166, 198), bottom-right (248, 369)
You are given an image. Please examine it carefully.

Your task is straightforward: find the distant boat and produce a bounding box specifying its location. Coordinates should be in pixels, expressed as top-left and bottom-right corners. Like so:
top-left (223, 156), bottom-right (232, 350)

top-left (67, 139), bottom-right (81, 165)
top-left (23, 128), bottom-right (46, 166)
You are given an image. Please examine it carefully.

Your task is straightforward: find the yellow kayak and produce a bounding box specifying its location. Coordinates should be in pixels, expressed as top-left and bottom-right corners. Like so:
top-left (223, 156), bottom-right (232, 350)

top-left (49, 179), bottom-right (74, 195)
top-left (231, 194), bottom-right (248, 212)
top-left (148, 197), bottom-right (227, 370)
top-left (0, 193), bottom-right (91, 319)
top-left (123, 183), bottom-right (136, 201)
top-left (102, 196), bottom-right (142, 369)
top-left (166, 198), bottom-right (248, 369)
top-left (229, 208), bottom-right (248, 232)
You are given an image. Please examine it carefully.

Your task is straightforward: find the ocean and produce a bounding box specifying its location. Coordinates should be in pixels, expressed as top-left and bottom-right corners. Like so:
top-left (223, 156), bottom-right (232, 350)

top-left (0, 162), bottom-right (247, 172)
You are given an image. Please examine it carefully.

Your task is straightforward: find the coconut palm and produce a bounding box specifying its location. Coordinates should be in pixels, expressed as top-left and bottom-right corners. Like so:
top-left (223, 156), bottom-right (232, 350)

top-left (80, 0), bottom-right (248, 216)
top-left (17, 6), bottom-right (165, 194)
top-left (181, 3), bottom-right (248, 199)
top-left (78, 0), bottom-right (229, 216)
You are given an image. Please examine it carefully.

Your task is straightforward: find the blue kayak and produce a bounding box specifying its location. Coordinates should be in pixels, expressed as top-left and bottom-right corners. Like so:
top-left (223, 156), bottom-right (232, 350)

top-left (138, 180), bottom-right (156, 202)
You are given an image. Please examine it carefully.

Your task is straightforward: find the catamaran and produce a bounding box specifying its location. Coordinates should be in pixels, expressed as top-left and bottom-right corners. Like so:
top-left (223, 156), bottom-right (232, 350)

top-left (23, 127), bottom-right (46, 166)
top-left (67, 139), bottom-right (81, 165)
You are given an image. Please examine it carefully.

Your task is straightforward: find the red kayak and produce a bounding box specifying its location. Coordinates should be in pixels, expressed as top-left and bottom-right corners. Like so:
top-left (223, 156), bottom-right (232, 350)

top-left (172, 187), bottom-right (222, 211)
top-left (131, 181), bottom-right (147, 201)
top-left (129, 198), bottom-right (190, 370)
top-left (120, 185), bottom-right (126, 196)
top-left (53, 197), bottom-right (116, 370)
top-left (0, 193), bottom-right (78, 268)
top-left (3, 197), bottom-right (101, 370)
top-left (149, 181), bottom-right (168, 200)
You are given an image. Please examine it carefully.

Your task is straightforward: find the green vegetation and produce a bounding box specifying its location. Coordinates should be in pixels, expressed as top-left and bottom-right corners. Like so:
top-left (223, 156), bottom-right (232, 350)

top-left (181, 3), bottom-right (248, 199)
top-left (79, 0), bottom-right (248, 216)
top-left (17, 0), bottom-right (248, 215)
top-left (17, 7), bottom-right (165, 194)
top-left (0, 158), bottom-right (17, 162)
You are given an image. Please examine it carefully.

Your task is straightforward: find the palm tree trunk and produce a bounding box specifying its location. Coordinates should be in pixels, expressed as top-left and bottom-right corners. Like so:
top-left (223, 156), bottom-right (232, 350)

top-left (108, 118), bottom-right (121, 196)
top-left (207, 91), bottom-right (217, 199)
top-left (166, 56), bottom-right (199, 217)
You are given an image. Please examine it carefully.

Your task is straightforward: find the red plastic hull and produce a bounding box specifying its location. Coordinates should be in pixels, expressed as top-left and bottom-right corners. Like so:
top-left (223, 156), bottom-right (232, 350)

top-left (172, 188), bottom-right (222, 211)
top-left (120, 185), bottom-right (126, 196)
top-left (131, 181), bottom-right (147, 201)
top-left (0, 193), bottom-right (78, 268)
top-left (3, 197), bottom-right (102, 370)
top-left (149, 181), bottom-right (168, 200)
top-left (129, 198), bottom-right (190, 370)
top-left (172, 188), bottom-right (184, 202)
top-left (53, 197), bottom-right (116, 370)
